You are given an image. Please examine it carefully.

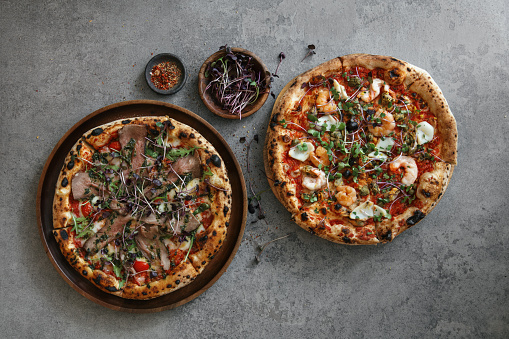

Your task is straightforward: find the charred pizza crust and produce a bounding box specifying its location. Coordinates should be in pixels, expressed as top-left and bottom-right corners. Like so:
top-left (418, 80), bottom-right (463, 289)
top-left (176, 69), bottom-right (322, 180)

top-left (265, 54), bottom-right (457, 244)
top-left (53, 116), bottom-right (232, 299)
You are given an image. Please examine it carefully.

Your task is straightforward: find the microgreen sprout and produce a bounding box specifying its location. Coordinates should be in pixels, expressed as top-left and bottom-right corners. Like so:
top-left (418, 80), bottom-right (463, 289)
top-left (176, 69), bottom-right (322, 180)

top-left (255, 234), bottom-right (290, 263)
top-left (301, 44), bottom-right (316, 62)
top-left (272, 52), bottom-right (286, 77)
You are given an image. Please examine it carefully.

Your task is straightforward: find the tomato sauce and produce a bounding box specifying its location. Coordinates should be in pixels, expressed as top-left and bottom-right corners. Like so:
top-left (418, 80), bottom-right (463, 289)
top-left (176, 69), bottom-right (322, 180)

top-left (356, 226), bottom-right (377, 241)
top-left (167, 249), bottom-right (185, 272)
top-left (200, 211), bottom-right (214, 228)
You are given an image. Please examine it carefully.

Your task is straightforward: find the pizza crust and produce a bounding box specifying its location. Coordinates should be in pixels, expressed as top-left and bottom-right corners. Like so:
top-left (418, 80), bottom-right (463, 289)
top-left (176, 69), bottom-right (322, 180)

top-left (408, 72), bottom-right (458, 164)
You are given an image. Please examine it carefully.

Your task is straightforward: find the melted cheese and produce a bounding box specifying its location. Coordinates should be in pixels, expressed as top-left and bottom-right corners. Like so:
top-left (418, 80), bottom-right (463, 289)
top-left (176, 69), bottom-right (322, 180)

top-left (195, 224), bottom-right (206, 234)
top-left (178, 238), bottom-right (191, 251)
top-left (376, 137), bottom-right (394, 152)
top-left (332, 79), bottom-right (348, 100)
top-left (91, 219), bottom-right (106, 233)
top-left (163, 238), bottom-right (177, 250)
top-left (367, 151), bottom-right (388, 161)
top-left (165, 134), bottom-right (182, 147)
top-left (316, 115), bottom-right (339, 131)
top-left (416, 121), bottom-right (434, 144)
top-left (350, 201), bottom-right (389, 221)
top-left (289, 142), bottom-right (315, 162)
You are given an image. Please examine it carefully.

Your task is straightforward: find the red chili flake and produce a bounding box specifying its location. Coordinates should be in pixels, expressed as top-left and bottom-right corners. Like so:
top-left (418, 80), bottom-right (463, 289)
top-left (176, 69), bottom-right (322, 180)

top-left (150, 61), bottom-right (182, 90)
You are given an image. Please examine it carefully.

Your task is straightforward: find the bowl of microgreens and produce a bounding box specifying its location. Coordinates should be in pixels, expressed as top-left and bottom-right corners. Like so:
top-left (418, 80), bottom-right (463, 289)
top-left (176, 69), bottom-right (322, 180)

top-left (198, 46), bottom-right (271, 119)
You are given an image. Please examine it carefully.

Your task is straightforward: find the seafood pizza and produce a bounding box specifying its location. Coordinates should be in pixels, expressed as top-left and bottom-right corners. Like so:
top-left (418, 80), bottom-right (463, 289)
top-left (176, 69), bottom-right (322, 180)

top-left (52, 116), bottom-right (231, 299)
top-left (265, 54), bottom-right (457, 244)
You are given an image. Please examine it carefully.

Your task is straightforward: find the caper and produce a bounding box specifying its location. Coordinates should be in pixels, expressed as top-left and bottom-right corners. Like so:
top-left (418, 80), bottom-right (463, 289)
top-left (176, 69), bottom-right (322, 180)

top-left (381, 92), bottom-right (394, 106)
top-left (359, 185), bottom-right (369, 196)
top-left (347, 76), bottom-right (362, 87)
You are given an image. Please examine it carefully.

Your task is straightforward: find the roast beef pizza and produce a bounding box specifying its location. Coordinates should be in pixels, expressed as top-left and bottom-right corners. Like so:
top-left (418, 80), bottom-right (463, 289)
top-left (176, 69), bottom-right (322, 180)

top-left (265, 54), bottom-right (457, 244)
top-left (52, 116), bottom-right (232, 299)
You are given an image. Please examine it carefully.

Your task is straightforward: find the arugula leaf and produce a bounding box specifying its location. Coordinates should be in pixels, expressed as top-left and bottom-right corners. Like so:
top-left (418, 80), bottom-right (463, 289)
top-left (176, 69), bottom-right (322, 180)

top-left (166, 146), bottom-right (200, 162)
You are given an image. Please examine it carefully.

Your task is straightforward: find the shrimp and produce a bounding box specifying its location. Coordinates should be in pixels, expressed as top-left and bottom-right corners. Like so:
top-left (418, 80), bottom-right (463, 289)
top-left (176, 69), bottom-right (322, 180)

top-left (309, 146), bottom-right (331, 167)
top-left (316, 87), bottom-right (337, 113)
top-left (359, 78), bottom-right (389, 102)
top-left (302, 167), bottom-right (327, 191)
top-left (389, 155), bottom-right (418, 185)
top-left (335, 185), bottom-right (357, 207)
top-left (368, 109), bottom-right (396, 137)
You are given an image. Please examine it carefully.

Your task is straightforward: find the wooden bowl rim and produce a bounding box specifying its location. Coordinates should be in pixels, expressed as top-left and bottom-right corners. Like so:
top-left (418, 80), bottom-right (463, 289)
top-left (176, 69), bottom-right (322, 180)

top-left (198, 47), bottom-right (270, 120)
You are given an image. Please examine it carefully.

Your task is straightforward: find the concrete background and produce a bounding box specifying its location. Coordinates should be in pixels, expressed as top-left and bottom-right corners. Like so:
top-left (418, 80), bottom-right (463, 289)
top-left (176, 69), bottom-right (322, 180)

top-left (1, 0), bottom-right (508, 337)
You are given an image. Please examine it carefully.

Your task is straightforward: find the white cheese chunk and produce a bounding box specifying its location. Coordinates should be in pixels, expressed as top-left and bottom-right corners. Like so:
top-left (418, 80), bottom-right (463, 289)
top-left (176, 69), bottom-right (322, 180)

top-left (289, 142), bottom-right (315, 162)
top-left (162, 238), bottom-right (177, 250)
top-left (178, 238), bottom-right (191, 251)
top-left (195, 224), bottom-right (206, 234)
top-left (186, 178), bottom-right (200, 191)
top-left (416, 121), bottom-right (434, 144)
top-left (350, 201), bottom-right (389, 220)
top-left (91, 219), bottom-right (106, 233)
top-left (316, 115), bottom-right (339, 131)
top-left (376, 137), bottom-right (394, 152)
top-left (332, 79), bottom-right (348, 100)
top-left (90, 196), bottom-right (100, 206)
top-left (367, 151), bottom-right (388, 162)
top-left (165, 135), bottom-right (182, 147)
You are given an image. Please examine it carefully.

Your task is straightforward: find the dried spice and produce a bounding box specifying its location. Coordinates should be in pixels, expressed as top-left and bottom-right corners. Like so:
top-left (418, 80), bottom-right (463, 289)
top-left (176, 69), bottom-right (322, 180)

top-left (150, 61), bottom-right (182, 90)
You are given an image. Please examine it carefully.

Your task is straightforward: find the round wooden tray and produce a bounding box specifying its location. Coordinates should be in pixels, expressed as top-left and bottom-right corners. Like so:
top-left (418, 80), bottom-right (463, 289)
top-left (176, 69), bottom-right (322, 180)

top-left (36, 100), bottom-right (247, 312)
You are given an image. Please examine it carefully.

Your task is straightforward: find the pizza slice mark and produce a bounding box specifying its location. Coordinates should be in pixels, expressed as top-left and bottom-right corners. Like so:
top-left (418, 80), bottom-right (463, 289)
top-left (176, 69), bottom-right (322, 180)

top-left (53, 141), bottom-right (96, 229)
top-left (53, 227), bottom-right (123, 295)
top-left (188, 219), bottom-right (227, 274)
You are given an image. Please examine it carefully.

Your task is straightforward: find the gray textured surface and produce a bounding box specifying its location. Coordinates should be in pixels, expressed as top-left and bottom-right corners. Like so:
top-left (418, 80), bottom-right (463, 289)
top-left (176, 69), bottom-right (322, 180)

top-left (1, 0), bottom-right (508, 337)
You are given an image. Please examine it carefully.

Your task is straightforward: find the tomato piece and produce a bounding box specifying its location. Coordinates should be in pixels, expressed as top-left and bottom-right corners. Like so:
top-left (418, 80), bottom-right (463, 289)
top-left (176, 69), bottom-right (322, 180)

top-left (71, 199), bottom-right (80, 216)
top-left (133, 260), bottom-right (150, 272)
top-left (80, 201), bottom-right (92, 217)
top-left (108, 141), bottom-right (121, 152)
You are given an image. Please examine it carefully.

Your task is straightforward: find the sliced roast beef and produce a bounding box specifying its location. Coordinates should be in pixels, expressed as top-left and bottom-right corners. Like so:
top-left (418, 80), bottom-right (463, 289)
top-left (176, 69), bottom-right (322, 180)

top-left (172, 214), bottom-right (201, 235)
top-left (109, 199), bottom-right (129, 216)
top-left (140, 225), bottom-right (159, 240)
top-left (135, 225), bottom-right (161, 261)
top-left (83, 214), bottom-right (133, 254)
top-left (159, 241), bottom-right (171, 271)
top-left (118, 124), bottom-right (147, 174)
top-left (139, 211), bottom-right (161, 224)
top-left (71, 171), bottom-right (100, 200)
top-left (168, 153), bottom-right (201, 179)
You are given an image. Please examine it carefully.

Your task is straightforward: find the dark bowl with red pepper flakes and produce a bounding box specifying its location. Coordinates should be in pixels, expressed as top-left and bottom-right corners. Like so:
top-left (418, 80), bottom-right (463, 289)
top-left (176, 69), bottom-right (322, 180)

top-left (145, 53), bottom-right (187, 95)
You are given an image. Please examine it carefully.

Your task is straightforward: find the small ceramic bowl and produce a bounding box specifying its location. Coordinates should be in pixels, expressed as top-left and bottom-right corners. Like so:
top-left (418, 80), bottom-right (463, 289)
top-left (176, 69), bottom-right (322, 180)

top-left (198, 48), bottom-right (270, 119)
top-left (145, 53), bottom-right (187, 95)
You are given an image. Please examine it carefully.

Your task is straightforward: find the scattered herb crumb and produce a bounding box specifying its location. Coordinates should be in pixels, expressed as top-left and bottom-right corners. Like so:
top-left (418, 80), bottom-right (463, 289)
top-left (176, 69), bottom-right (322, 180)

top-left (301, 44), bottom-right (316, 62)
top-left (255, 234), bottom-right (290, 263)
